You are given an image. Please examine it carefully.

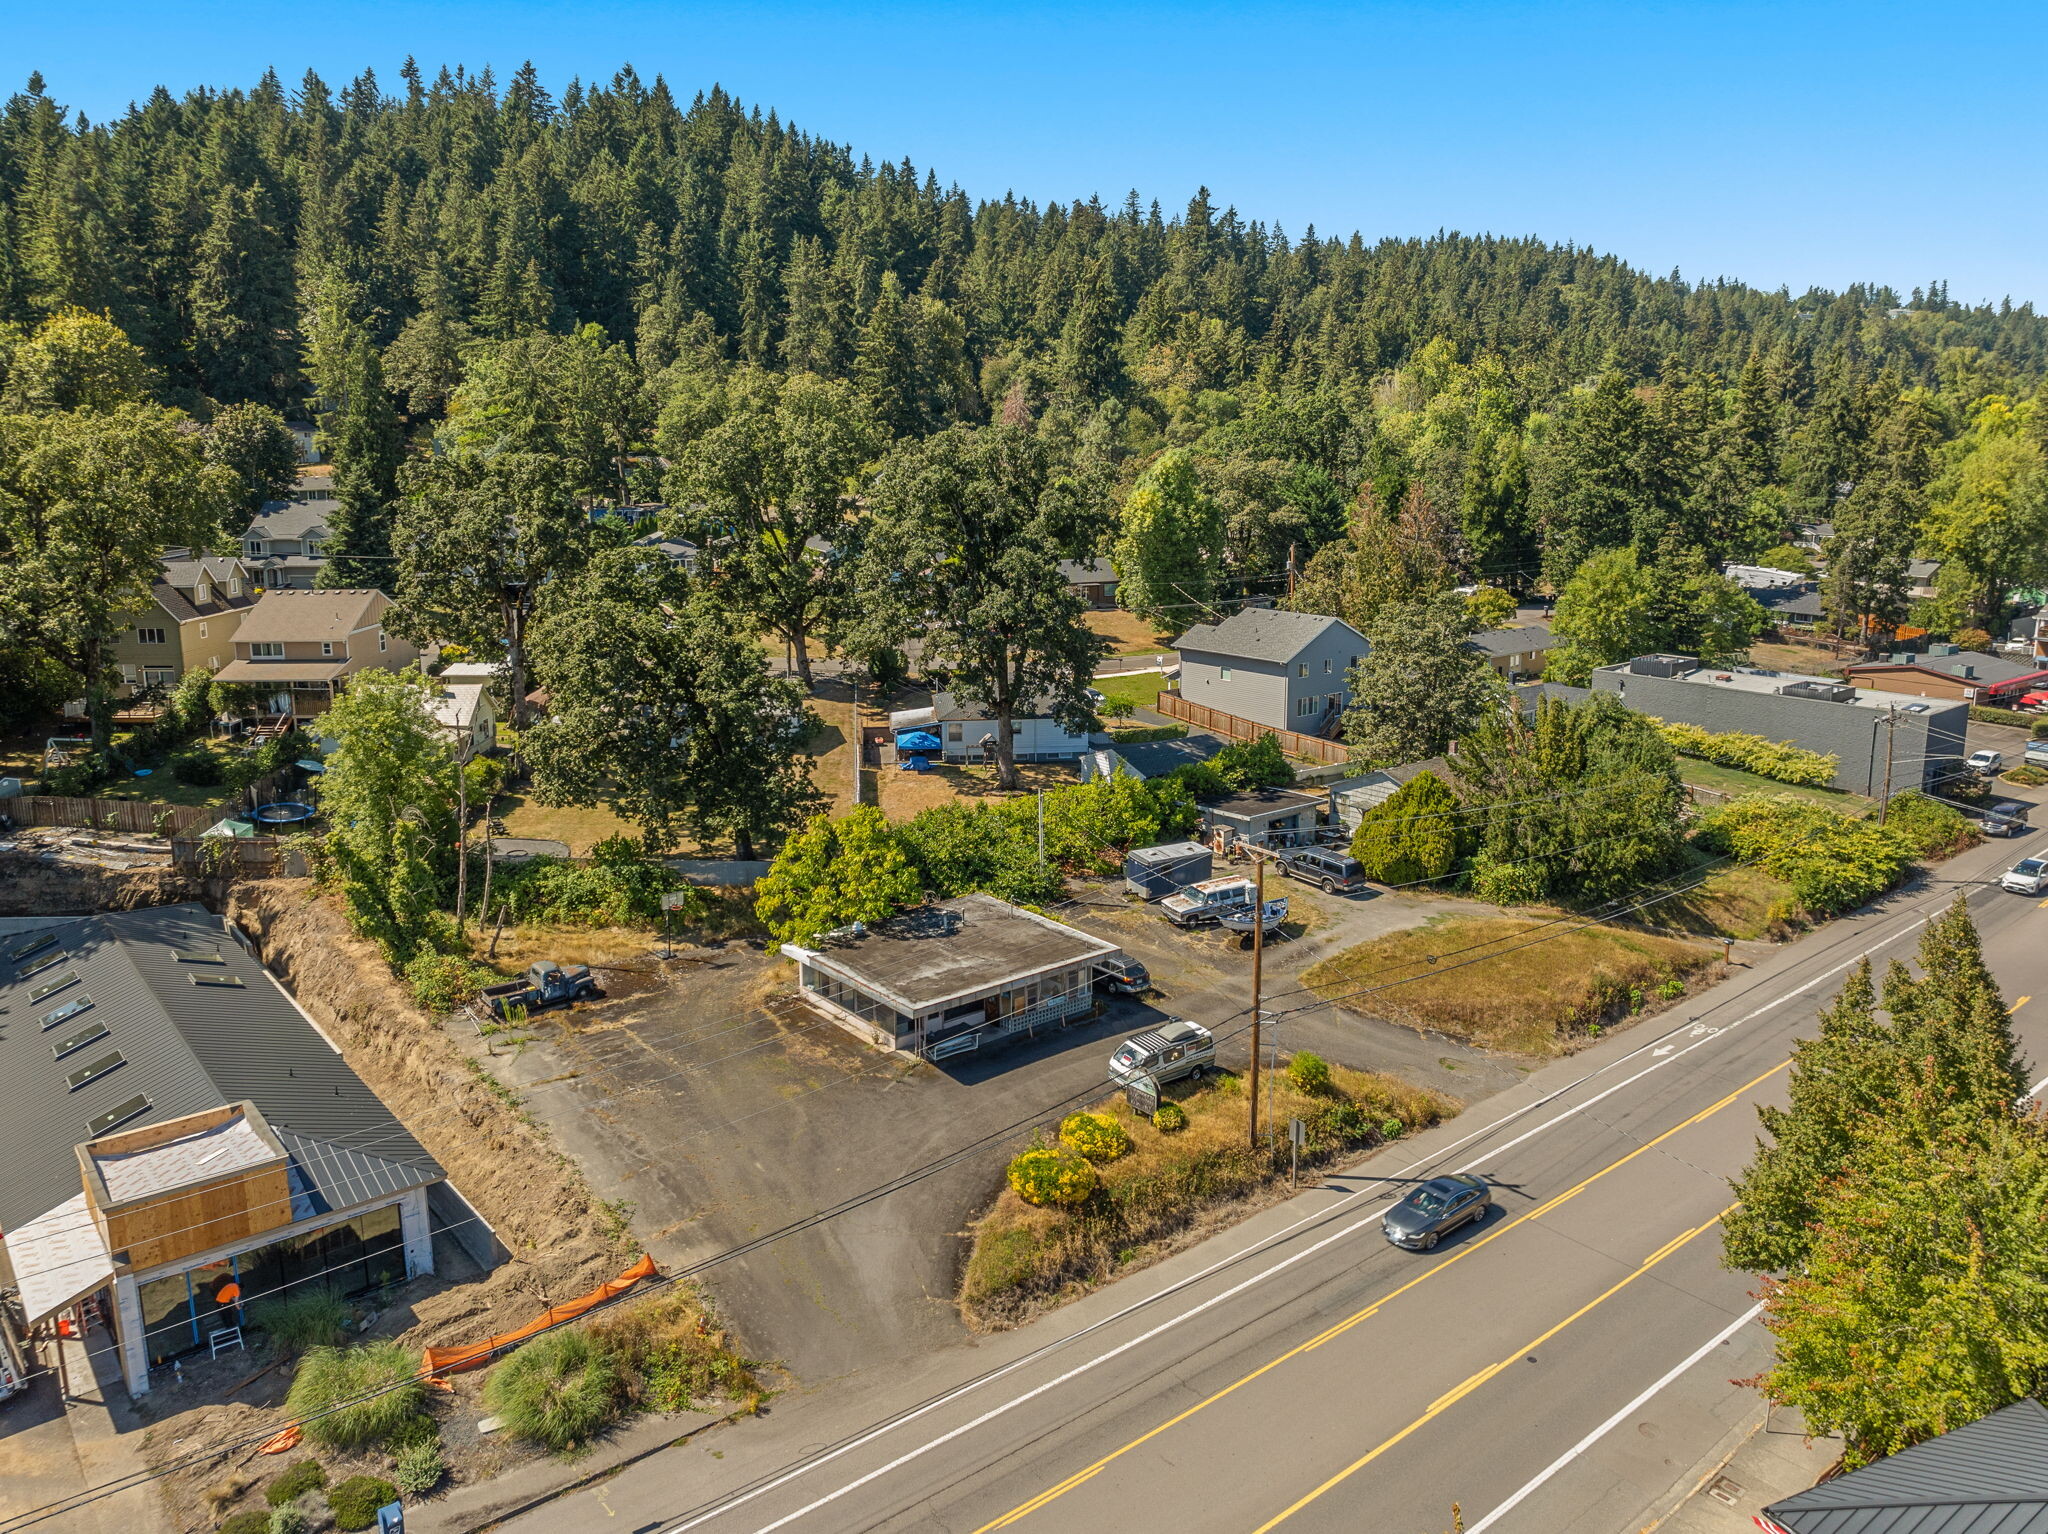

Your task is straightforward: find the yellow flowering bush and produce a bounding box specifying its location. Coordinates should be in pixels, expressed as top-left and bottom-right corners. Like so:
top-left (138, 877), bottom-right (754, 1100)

top-left (1006, 1148), bottom-right (1098, 1207)
top-left (1059, 1112), bottom-right (1134, 1164)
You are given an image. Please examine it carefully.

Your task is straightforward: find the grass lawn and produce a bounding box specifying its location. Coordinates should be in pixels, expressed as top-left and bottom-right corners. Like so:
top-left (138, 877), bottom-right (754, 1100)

top-left (1091, 671), bottom-right (1169, 714)
top-left (1301, 914), bottom-right (1719, 1055)
top-left (496, 793), bottom-right (639, 853)
top-left (876, 759), bottom-right (1076, 820)
top-left (1678, 757), bottom-right (1867, 810)
top-left (1647, 861), bottom-right (1798, 941)
top-left (1086, 609), bottom-right (1176, 656)
top-left (960, 1063), bottom-right (1454, 1326)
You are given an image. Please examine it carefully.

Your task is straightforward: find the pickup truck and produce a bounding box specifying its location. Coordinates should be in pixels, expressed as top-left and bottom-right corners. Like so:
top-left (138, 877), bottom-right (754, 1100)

top-left (473, 960), bottom-right (602, 1020)
top-left (1160, 875), bottom-right (1258, 927)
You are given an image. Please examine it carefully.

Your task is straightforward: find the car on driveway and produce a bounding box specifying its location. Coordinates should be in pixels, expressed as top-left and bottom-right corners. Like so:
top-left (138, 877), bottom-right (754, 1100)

top-left (2002, 858), bottom-right (2048, 894)
top-left (1383, 1174), bottom-right (1492, 1251)
top-left (1278, 847), bottom-right (1367, 893)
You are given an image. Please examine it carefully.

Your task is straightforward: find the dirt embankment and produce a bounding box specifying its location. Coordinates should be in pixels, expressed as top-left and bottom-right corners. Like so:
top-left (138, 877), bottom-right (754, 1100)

top-left (0, 852), bottom-right (203, 913)
top-left (227, 881), bottom-right (624, 1326)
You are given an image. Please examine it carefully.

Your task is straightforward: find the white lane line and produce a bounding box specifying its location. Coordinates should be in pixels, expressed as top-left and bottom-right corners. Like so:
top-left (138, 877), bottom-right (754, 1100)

top-left (1463, 1302), bottom-right (1766, 1534)
top-left (2029, 1075), bottom-right (2048, 1100)
top-left (661, 911), bottom-right (1936, 1534)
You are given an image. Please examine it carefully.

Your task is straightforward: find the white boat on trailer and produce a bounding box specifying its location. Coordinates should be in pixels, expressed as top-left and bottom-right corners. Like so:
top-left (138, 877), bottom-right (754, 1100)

top-left (1216, 897), bottom-right (1288, 934)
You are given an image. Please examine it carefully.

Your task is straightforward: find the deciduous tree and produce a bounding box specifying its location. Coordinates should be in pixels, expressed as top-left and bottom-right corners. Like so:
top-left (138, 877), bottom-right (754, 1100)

top-left (1111, 448), bottom-right (1224, 625)
top-left (1343, 593), bottom-right (1503, 767)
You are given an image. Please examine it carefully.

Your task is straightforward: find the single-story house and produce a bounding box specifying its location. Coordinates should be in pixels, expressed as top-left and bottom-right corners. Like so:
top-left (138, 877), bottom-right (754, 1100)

top-left (1757, 1396), bottom-right (2048, 1534)
top-left (1465, 624), bottom-right (1556, 679)
top-left (1174, 609), bottom-right (1367, 736)
top-left (1060, 558), bottom-right (1120, 609)
top-left (1327, 757), bottom-right (1454, 832)
top-left (1198, 787), bottom-right (1329, 849)
top-left (1593, 654), bottom-right (1969, 796)
top-left (424, 665), bottom-right (500, 762)
top-left (782, 894), bottom-right (1123, 1059)
top-left (1749, 583), bottom-right (1827, 631)
top-left (0, 907), bottom-right (446, 1400)
top-left (1792, 519), bottom-right (1834, 553)
top-left (888, 692), bottom-right (1095, 763)
top-left (1843, 645), bottom-right (2048, 705)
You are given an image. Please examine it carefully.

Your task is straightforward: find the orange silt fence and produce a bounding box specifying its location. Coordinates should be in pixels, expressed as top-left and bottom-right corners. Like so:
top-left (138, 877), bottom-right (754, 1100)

top-left (423, 1253), bottom-right (659, 1380)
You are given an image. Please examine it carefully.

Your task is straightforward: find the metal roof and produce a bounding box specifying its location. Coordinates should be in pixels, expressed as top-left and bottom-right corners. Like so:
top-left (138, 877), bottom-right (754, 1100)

top-left (1762, 1398), bottom-right (2048, 1534)
top-left (0, 906), bottom-right (440, 1236)
top-left (1174, 608), bottom-right (1366, 665)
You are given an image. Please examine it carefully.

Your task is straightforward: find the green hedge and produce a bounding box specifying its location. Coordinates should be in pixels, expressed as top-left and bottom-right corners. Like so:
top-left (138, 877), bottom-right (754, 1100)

top-left (1693, 795), bottom-right (1915, 914)
top-left (1655, 719), bottom-right (1838, 787)
top-left (1968, 704), bottom-right (2039, 729)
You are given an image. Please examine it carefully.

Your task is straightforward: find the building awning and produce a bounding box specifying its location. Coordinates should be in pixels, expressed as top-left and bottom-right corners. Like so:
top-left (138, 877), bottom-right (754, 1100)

top-left (213, 659), bottom-right (348, 684)
top-left (5, 1193), bottom-right (114, 1327)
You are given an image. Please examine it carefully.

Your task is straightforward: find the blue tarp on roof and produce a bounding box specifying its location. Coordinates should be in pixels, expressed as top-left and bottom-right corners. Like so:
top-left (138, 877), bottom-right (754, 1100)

top-left (895, 730), bottom-right (942, 752)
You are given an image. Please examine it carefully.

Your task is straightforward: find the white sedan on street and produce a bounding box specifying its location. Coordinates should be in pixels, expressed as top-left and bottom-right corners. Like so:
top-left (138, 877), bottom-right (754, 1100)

top-left (2001, 857), bottom-right (2048, 894)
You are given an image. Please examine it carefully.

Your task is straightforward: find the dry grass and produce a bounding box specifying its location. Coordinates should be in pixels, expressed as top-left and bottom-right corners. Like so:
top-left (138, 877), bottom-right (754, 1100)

top-left (1086, 609), bottom-right (1177, 655)
top-left (875, 760), bottom-right (1078, 820)
top-left (1644, 863), bottom-right (1799, 942)
top-left (1301, 915), bottom-right (1720, 1055)
top-left (1746, 639), bottom-right (1850, 677)
top-left (960, 1063), bottom-right (1455, 1326)
top-left (497, 793), bottom-right (639, 854)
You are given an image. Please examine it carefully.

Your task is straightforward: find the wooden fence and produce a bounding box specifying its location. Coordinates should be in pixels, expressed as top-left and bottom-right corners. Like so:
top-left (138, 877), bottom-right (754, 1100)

top-left (1154, 692), bottom-right (1351, 765)
top-left (169, 835), bottom-right (307, 878)
top-left (6, 769), bottom-right (298, 839)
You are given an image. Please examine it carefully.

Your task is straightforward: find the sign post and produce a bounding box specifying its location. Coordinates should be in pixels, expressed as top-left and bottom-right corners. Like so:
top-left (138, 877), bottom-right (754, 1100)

top-left (1125, 1073), bottom-right (1160, 1120)
top-left (1288, 1117), bottom-right (1305, 1188)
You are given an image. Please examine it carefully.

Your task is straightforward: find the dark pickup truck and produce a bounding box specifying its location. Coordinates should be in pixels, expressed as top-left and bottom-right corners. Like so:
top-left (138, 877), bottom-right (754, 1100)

top-left (472, 960), bottom-right (602, 1021)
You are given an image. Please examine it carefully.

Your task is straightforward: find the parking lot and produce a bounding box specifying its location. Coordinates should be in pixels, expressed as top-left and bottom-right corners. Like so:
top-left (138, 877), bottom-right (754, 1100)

top-left (458, 877), bottom-right (1524, 1384)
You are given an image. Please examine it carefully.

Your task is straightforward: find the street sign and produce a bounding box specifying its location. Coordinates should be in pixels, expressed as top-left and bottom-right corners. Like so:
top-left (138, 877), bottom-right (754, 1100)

top-left (1125, 1073), bottom-right (1160, 1118)
top-left (1288, 1118), bottom-right (1306, 1148)
top-left (377, 1503), bottom-right (405, 1534)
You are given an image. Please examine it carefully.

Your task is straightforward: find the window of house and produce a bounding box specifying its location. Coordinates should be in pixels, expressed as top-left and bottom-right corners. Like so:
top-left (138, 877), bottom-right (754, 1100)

top-left (378, 631), bottom-right (387, 652)
top-left (1327, 693), bottom-right (1342, 712)
top-left (136, 627), bottom-right (167, 645)
top-left (198, 623), bottom-right (208, 639)
top-left (1219, 667), bottom-right (1232, 681)
top-left (1296, 696), bottom-right (1316, 717)
top-left (320, 641), bottom-right (333, 657)
top-left (1297, 662), bottom-right (1309, 678)
top-left (250, 641), bottom-right (284, 659)
top-left (1323, 658), bottom-right (1333, 673)
top-left (1351, 655), bottom-right (1362, 669)
top-left (245, 541), bottom-right (262, 557)
top-left (196, 583), bottom-right (211, 605)
top-left (946, 723), bottom-right (963, 742)
top-left (144, 668), bottom-right (175, 686)
top-left (229, 578), bottom-right (242, 597)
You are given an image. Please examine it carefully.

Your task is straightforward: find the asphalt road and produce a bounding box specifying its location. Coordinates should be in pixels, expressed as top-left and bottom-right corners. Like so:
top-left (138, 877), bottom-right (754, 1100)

top-left (500, 828), bottom-right (2048, 1534)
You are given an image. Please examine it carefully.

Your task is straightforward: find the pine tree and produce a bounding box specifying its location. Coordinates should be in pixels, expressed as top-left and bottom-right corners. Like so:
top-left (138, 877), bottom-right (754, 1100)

top-left (853, 272), bottom-right (920, 437)
top-left (187, 184), bottom-right (295, 406)
top-left (1343, 593), bottom-right (1502, 767)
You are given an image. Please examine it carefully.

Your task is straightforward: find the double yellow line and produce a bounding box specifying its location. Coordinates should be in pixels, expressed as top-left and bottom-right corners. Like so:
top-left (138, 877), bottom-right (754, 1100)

top-left (972, 1058), bottom-right (1789, 1534)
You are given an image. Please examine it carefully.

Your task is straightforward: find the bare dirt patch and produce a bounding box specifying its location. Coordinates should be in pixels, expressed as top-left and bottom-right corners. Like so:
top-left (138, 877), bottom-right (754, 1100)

top-left (875, 759), bottom-right (1080, 820)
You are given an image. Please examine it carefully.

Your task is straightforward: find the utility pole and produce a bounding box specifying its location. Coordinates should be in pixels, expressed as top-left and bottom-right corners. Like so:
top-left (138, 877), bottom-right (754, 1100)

top-left (1878, 707), bottom-right (1898, 825)
top-left (1286, 543), bottom-right (1298, 602)
top-left (1248, 855), bottom-right (1264, 1149)
top-left (453, 757), bottom-right (469, 934)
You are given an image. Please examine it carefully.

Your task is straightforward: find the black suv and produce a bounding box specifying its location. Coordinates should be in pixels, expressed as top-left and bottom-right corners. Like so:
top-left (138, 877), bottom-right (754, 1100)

top-left (1277, 847), bottom-right (1366, 893)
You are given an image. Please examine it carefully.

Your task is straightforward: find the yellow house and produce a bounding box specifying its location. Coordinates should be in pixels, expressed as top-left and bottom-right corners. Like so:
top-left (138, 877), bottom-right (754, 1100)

top-left (108, 550), bottom-right (259, 699)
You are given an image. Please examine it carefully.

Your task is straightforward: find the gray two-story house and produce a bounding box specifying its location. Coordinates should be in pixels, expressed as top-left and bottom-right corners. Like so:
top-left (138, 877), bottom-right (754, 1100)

top-left (240, 498), bottom-right (336, 590)
top-left (1173, 609), bottom-right (1368, 735)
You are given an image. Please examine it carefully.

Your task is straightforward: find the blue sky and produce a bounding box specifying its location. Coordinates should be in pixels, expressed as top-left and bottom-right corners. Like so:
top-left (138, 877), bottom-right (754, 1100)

top-left (17, 1), bottom-right (2045, 306)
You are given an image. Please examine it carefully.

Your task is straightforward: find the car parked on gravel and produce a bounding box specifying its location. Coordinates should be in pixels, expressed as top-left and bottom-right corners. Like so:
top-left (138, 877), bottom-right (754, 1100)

top-left (1277, 847), bottom-right (1367, 893)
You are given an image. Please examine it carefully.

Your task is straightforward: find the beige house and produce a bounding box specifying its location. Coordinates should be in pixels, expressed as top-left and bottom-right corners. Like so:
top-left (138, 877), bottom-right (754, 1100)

top-left (108, 550), bottom-right (258, 699)
top-left (210, 588), bottom-right (420, 724)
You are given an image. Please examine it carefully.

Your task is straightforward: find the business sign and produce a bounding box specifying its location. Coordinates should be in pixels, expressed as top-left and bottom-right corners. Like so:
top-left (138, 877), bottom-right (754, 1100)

top-left (1124, 1073), bottom-right (1160, 1118)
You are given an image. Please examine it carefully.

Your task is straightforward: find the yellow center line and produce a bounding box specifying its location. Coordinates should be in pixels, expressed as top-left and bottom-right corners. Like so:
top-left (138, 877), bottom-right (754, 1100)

top-left (968, 1058), bottom-right (1790, 1534)
top-left (1248, 1206), bottom-right (1738, 1534)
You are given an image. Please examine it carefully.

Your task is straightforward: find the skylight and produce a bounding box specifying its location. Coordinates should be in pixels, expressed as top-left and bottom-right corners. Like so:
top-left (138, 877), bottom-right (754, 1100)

top-left (65, 1051), bottom-right (125, 1092)
top-left (189, 972), bottom-right (246, 989)
top-left (51, 1020), bottom-right (110, 1059)
top-left (174, 947), bottom-right (226, 965)
top-left (39, 994), bottom-right (93, 1030)
top-left (86, 1096), bottom-right (151, 1137)
top-left (17, 951), bottom-right (65, 981)
top-left (28, 971), bottom-right (79, 1003)
top-left (7, 932), bottom-right (57, 963)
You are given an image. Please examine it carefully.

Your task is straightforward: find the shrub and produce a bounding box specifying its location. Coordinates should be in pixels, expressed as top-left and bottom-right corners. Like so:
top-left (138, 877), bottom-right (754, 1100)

top-left (587, 1292), bottom-right (762, 1414)
top-left (1970, 704), bottom-right (2036, 728)
top-left (252, 1290), bottom-right (348, 1356)
top-left (1469, 850), bottom-right (1544, 906)
top-left (402, 950), bottom-right (498, 1013)
top-left (1212, 733), bottom-right (1293, 789)
top-left (219, 1512), bottom-right (271, 1534)
top-left (2002, 764), bottom-right (2048, 787)
top-left (1005, 1147), bottom-right (1099, 1207)
top-left (1881, 791), bottom-right (1978, 858)
top-left (1164, 761), bottom-right (1232, 800)
top-left (267, 1507), bottom-right (309, 1534)
top-left (264, 1460), bottom-right (328, 1506)
top-left (287, 1344), bottom-right (428, 1451)
top-left (1286, 1051), bottom-right (1333, 1096)
top-left (1152, 1102), bottom-right (1187, 1132)
top-left (492, 840), bottom-right (689, 926)
top-left (1953, 627), bottom-right (1992, 652)
top-left (1693, 795), bottom-right (1915, 915)
top-left (326, 1475), bottom-right (399, 1532)
top-left (1654, 719), bottom-right (1837, 787)
top-left (172, 747), bottom-right (227, 786)
top-left (2034, 718), bottom-right (2048, 740)
top-left (1059, 1112), bottom-right (1134, 1164)
top-left (390, 1434), bottom-right (445, 1496)
top-left (482, 1330), bottom-right (625, 1453)
top-left (1349, 770), bottom-right (1460, 886)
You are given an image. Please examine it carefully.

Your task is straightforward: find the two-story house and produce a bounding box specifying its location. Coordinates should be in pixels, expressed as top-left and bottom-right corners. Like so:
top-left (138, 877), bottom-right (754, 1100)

top-left (108, 550), bottom-right (259, 699)
top-left (208, 589), bottom-right (421, 724)
top-left (1173, 609), bottom-right (1368, 736)
top-left (239, 498), bottom-right (336, 591)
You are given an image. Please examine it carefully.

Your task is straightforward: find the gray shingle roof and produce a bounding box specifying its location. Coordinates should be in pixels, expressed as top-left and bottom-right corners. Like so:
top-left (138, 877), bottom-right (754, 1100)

top-left (0, 905), bottom-right (439, 1233)
top-left (1761, 1397), bottom-right (2048, 1533)
top-left (243, 500), bottom-right (336, 543)
top-left (1174, 608), bottom-right (1365, 664)
top-left (1465, 624), bottom-right (1556, 659)
top-left (1851, 650), bottom-right (2048, 687)
top-left (1751, 586), bottom-right (1828, 619)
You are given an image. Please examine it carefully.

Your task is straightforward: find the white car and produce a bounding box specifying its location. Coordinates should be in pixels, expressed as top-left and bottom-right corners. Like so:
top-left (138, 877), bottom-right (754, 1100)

top-left (2001, 858), bottom-right (2048, 895)
top-left (1968, 748), bottom-right (2005, 774)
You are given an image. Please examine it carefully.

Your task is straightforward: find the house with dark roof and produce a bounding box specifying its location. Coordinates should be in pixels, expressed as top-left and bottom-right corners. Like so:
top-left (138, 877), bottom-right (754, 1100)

top-left (240, 497), bottom-right (336, 590)
top-left (1844, 645), bottom-right (2048, 705)
top-left (0, 906), bottom-right (445, 1398)
top-left (1466, 624), bottom-right (1556, 678)
top-left (1174, 609), bottom-right (1368, 735)
top-left (1756, 1396), bottom-right (2048, 1534)
top-left (105, 549), bottom-right (258, 700)
top-left (1059, 557), bottom-right (1120, 609)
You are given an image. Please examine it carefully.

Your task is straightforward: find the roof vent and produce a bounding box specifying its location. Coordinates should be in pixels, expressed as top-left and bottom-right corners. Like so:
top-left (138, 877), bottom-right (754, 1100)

top-left (1627, 654), bottom-right (1700, 679)
top-left (1781, 680), bottom-right (1858, 704)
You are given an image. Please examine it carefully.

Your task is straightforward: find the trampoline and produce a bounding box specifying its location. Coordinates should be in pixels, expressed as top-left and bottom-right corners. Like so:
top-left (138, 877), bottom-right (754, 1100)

top-left (250, 801), bottom-right (318, 828)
